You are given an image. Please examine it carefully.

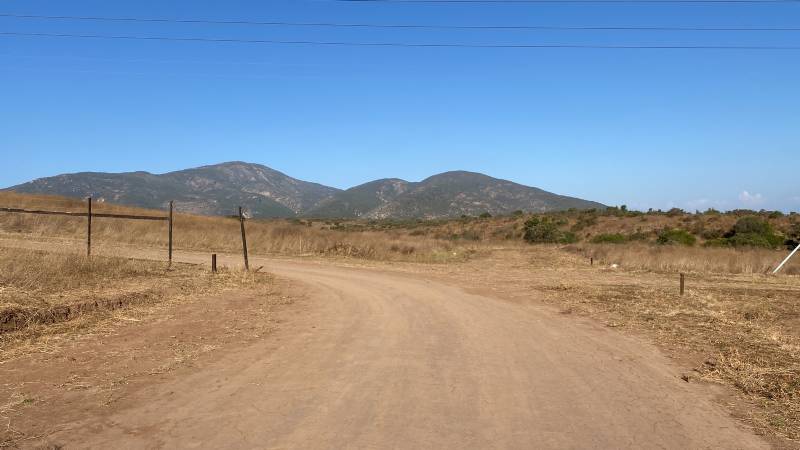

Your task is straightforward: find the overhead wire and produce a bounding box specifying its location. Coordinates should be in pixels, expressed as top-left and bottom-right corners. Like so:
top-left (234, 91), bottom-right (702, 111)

top-left (2, 31), bottom-right (799, 49)
top-left (0, 13), bottom-right (798, 32)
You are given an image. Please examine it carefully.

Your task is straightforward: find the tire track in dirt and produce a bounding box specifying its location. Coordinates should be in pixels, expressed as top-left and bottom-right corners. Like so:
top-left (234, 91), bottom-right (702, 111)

top-left (33, 258), bottom-right (767, 449)
top-left (0, 237), bottom-right (769, 448)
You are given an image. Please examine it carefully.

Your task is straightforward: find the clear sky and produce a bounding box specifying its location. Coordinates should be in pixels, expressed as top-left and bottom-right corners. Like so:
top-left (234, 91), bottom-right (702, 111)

top-left (1, 0), bottom-right (798, 212)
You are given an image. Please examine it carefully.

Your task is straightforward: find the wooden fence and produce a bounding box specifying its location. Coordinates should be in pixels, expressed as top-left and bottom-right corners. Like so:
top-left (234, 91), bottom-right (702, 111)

top-left (0, 199), bottom-right (256, 271)
top-left (0, 197), bottom-right (174, 265)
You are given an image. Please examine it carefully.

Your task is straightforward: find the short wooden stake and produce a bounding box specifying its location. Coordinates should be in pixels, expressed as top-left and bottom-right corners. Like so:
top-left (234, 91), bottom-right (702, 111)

top-left (590, 257), bottom-right (594, 266)
top-left (168, 200), bottom-right (174, 266)
top-left (212, 254), bottom-right (217, 273)
top-left (239, 206), bottom-right (249, 271)
top-left (680, 273), bottom-right (685, 296)
top-left (86, 197), bottom-right (92, 257)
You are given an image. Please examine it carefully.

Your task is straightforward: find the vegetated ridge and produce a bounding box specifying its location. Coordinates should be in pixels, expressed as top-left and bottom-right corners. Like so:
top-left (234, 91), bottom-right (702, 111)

top-left (8, 162), bottom-right (604, 218)
top-left (8, 162), bottom-right (339, 218)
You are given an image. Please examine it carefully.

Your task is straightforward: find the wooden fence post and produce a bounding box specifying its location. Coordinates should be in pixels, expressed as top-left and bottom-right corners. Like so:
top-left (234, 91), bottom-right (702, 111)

top-left (590, 257), bottom-right (594, 266)
top-left (168, 200), bottom-right (174, 266)
top-left (680, 273), bottom-right (685, 296)
top-left (86, 197), bottom-right (92, 257)
top-left (239, 206), bottom-right (249, 271)
top-left (212, 254), bottom-right (217, 273)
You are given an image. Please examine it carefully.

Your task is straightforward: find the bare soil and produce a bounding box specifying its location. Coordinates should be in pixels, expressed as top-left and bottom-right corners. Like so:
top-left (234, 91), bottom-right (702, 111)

top-left (0, 237), bottom-right (786, 449)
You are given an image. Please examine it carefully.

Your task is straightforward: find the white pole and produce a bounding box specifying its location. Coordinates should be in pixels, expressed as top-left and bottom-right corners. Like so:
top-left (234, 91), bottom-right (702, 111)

top-left (773, 243), bottom-right (800, 274)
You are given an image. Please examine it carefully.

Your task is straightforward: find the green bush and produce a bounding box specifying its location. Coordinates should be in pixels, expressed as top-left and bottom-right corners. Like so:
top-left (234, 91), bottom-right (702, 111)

top-left (591, 233), bottom-right (627, 244)
top-left (560, 231), bottom-right (579, 244)
top-left (570, 214), bottom-right (598, 232)
top-left (628, 230), bottom-right (650, 241)
top-left (523, 217), bottom-right (574, 244)
top-left (451, 230), bottom-right (482, 241)
top-left (666, 208), bottom-right (685, 217)
top-left (726, 233), bottom-right (783, 249)
top-left (703, 238), bottom-right (730, 248)
top-left (657, 228), bottom-right (697, 246)
top-left (731, 216), bottom-right (772, 235)
top-left (478, 212), bottom-right (492, 219)
top-left (721, 216), bottom-right (784, 249)
top-left (701, 228), bottom-right (724, 240)
top-left (784, 222), bottom-right (799, 249)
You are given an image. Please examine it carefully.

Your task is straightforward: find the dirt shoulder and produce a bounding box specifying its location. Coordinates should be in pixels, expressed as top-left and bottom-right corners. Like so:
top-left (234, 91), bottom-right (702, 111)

top-left (3, 256), bottom-right (770, 449)
top-left (0, 276), bottom-right (297, 448)
top-left (1, 236), bottom-right (797, 448)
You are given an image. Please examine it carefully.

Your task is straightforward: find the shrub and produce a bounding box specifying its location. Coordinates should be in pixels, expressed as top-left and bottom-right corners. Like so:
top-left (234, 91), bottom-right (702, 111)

top-left (703, 238), bottom-right (730, 248)
top-left (560, 231), bottom-right (579, 244)
top-left (731, 216), bottom-right (773, 235)
top-left (591, 233), bottom-right (627, 244)
top-left (726, 233), bottom-right (782, 249)
top-left (701, 228), bottom-right (724, 240)
top-left (523, 217), bottom-right (574, 244)
top-left (657, 228), bottom-right (697, 246)
top-left (479, 212), bottom-right (492, 219)
top-left (451, 230), bottom-right (481, 241)
top-left (722, 216), bottom-right (784, 249)
top-left (786, 223), bottom-right (800, 250)
top-left (666, 208), bottom-right (685, 217)
top-left (787, 221), bottom-right (800, 240)
top-left (628, 230), bottom-right (650, 241)
top-left (570, 214), bottom-right (598, 232)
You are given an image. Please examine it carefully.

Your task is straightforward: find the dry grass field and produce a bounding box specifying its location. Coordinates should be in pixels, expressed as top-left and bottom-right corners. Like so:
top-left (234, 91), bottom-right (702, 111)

top-left (0, 246), bottom-right (273, 361)
top-left (569, 243), bottom-right (799, 275)
top-left (0, 192), bottom-right (477, 263)
top-left (2, 192), bottom-right (800, 444)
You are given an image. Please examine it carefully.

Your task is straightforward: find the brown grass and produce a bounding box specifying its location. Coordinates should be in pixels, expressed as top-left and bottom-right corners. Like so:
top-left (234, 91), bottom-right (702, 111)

top-left (3, 192), bottom-right (800, 441)
top-left (567, 243), bottom-right (800, 275)
top-left (0, 192), bottom-right (479, 263)
top-left (0, 246), bottom-right (270, 352)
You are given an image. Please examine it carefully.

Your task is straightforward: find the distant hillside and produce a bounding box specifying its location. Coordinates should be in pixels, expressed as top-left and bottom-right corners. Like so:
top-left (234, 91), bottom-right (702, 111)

top-left (8, 162), bottom-right (340, 218)
top-left (305, 179), bottom-right (413, 218)
top-left (7, 163), bottom-right (604, 218)
top-left (361, 171), bottom-right (604, 219)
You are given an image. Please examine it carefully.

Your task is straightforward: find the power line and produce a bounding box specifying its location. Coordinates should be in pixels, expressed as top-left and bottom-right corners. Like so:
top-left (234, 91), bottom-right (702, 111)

top-left (332, 0), bottom-right (800, 3)
top-left (1, 13), bottom-right (798, 32)
top-left (2, 31), bottom-right (799, 49)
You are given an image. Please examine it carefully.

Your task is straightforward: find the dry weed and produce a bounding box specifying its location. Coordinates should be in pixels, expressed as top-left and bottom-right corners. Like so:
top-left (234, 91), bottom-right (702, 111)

top-left (567, 243), bottom-right (799, 275)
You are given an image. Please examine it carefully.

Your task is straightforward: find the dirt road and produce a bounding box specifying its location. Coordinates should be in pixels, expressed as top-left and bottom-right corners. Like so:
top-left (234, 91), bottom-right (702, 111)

top-left (10, 253), bottom-right (761, 449)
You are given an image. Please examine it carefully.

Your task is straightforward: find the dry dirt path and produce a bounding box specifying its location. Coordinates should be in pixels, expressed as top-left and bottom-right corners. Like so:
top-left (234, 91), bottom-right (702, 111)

top-left (2, 239), bottom-right (769, 448)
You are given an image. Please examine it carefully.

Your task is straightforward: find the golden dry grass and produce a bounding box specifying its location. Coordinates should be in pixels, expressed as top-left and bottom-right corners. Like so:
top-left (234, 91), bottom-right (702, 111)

top-left (3, 192), bottom-right (800, 441)
top-left (362, 208), bottom-right (798, 247)
top-left (566, 243), bottom-right (800, 275)
top-left (0, 246), bottom-right (271, 351)
top-left (0, 192), bottom-right (478, 263)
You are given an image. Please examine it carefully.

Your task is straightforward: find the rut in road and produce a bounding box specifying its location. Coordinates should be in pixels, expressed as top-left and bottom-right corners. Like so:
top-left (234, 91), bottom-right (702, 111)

top-left (36, 256), bottom-right (767, 449)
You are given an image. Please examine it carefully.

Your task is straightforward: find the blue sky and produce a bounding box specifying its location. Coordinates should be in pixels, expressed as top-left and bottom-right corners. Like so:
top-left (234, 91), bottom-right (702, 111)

top-left (1, 0), bottom-right (798, 211)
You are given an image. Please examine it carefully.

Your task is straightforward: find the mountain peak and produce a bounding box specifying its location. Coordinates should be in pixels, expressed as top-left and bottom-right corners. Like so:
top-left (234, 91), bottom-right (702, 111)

top-left (422, 171), bottom-right (500, 185)
top-left (7, 164), bottom-right (603, 219)
top-left (9, 163), bottom-right (340, 218)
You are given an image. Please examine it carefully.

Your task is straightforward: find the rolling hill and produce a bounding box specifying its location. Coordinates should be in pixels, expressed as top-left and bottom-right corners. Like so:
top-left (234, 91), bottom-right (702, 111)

top-left (7, 162), bottom-right (339, 218)
top-left (7, 163), bottom-right (604, 218)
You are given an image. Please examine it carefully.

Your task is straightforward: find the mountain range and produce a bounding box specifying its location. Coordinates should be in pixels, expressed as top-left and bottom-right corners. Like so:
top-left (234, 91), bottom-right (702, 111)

top-left (6, 162), bottom-right (605, 219)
